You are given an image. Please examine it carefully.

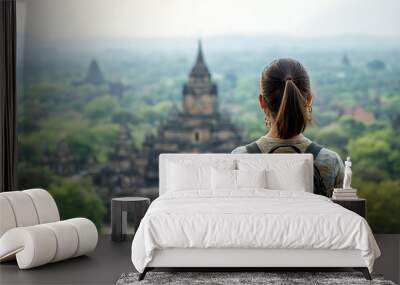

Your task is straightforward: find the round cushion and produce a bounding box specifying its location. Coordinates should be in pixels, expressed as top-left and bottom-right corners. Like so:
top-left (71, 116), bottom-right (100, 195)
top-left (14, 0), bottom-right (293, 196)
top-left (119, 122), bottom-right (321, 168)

top-left (0, 218), bottom-right (98, 269)
top-left (0, 195), bottom-right (17, 237)
top-left (64, 218), bottom-right (98, 257)
top-left (1, 192), bottom-right (39, 227)
top-left (42, 221), bottom-right (79, 262)
top-left (0, 226), bottom-right (57, 269)
top-left (23, 189), bottom-right (60, 224)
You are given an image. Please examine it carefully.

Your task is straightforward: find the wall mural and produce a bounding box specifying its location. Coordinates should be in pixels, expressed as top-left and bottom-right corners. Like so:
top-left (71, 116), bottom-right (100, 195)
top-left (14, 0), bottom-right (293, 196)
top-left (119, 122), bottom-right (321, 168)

top-left (16, 0), bottom-right (400, 233)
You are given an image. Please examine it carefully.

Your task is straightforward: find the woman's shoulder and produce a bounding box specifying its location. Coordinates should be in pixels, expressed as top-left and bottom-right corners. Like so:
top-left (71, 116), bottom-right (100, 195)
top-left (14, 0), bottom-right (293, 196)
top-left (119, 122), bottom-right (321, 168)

top-left (231, 145), bottom-right (248, 154)
top-left (231, 140), bottom-right (262, 153)
top-left (314, 145), bottom-right (345, 194)
top-left (316, 146), bottom-right (343, 166)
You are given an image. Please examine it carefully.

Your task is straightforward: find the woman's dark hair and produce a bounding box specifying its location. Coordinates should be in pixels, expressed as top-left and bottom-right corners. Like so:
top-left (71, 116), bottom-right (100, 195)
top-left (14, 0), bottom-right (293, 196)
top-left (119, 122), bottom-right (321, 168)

top-left (260, 58), bottom-right (312, 139)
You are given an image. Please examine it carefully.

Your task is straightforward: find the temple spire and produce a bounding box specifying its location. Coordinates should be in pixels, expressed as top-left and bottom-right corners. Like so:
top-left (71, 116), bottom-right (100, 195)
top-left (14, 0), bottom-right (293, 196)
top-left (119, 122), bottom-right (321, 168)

top-left (196, 39), bottom-right (204, 64)
top-left (189, 39), bottom-right (210, 78)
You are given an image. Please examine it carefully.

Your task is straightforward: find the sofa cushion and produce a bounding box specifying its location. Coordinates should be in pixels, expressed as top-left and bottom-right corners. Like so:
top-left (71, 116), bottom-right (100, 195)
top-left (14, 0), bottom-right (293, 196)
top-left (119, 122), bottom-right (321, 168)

top-left (23, 189), bottom-right (60, 224)
top-left (42, 221), bottom-right (79, 262)
top-left (0, 218), bottom-right (97, 269)
top-left (0, 191), bottom-right (39, 227)
top-left (0, 226), bottom-right (57, 269)
top-left (0, 196), bottom-right (17, 237)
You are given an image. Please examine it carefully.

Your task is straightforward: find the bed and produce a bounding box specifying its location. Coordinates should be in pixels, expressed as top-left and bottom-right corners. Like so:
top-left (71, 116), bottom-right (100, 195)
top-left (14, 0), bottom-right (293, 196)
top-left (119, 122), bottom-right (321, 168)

top-left (131, 154), bottom-right (380, 280)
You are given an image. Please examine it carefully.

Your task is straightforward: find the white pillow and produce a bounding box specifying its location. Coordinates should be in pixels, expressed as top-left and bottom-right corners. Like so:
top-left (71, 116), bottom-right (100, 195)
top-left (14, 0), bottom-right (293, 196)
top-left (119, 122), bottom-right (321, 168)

top-left (167, 159), bottom-right (236, 192)
top-left (211, 168), bottom-right (268, 191)
top-left (211, 168), bottom-right (236, 190)
top-left (237, 169), bottom-right (267, 189)
top-left (266, 166), bottom-right (307, 191)
top-left (238, 159), bottom-right (307, 191)
top-left (167, 162), bottom-right (210, 191)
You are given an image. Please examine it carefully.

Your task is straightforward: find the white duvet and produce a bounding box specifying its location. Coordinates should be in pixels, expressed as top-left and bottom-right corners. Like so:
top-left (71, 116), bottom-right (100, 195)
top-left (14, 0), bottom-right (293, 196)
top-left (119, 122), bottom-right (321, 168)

top-left (131, 190), bottom-right (380, 273)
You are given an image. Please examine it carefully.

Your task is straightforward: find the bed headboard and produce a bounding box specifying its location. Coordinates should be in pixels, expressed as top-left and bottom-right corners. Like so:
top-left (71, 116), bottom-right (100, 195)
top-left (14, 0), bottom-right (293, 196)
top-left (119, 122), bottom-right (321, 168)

top-left (159, 153), bottom-right (314, 195)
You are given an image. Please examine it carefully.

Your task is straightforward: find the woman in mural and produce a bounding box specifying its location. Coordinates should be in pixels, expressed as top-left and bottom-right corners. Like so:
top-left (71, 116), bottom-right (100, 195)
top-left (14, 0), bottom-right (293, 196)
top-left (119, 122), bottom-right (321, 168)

top-left (232, 58), bottom-right (344, 197)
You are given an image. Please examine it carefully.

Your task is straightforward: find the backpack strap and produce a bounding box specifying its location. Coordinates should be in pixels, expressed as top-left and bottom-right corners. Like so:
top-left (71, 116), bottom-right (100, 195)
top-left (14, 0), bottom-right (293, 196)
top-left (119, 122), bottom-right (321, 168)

top-left (245, 142), bottom-right (262, 153)
top-left (246, 141), bottom-right (323, 157)
top-left (304, 142), bottom-right (323, 160)
top-left (268, 144), bottom-right (302, 154)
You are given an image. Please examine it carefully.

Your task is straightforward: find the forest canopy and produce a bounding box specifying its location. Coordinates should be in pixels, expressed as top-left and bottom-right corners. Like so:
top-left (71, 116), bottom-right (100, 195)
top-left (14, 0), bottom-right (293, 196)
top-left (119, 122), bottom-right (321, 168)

top-left (17, 40), bottom-right (400, 233)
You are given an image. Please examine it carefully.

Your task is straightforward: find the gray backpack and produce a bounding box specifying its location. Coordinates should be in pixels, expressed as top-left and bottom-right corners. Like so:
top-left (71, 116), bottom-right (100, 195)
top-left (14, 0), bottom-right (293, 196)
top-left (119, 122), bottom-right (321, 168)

top-left (245, 142), bottom-right (328, 196)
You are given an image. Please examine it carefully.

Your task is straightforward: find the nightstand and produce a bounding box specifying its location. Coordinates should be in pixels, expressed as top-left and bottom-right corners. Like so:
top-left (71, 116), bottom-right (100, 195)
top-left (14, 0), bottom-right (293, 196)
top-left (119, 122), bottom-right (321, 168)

top-left (331, 198), bottom-right (366, 218)
top-left (111, 197), bottom-right (151, 242)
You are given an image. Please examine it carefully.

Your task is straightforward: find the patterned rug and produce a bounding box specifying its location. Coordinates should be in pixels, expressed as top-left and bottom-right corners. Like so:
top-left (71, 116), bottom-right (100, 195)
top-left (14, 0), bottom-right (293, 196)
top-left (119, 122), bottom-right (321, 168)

top-left (116, 271), bottom-right (396, 285)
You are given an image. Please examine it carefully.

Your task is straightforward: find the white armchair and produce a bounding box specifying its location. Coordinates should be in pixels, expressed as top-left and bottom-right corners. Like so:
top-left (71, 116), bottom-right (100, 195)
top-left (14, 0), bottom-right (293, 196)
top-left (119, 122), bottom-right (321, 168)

top-left (0, 189), bottom-right (98, 269)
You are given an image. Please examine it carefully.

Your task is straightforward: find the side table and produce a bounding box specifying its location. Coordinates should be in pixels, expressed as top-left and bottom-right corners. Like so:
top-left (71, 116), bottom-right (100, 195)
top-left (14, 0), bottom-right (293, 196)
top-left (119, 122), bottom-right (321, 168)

top-left (111, 197), bottom-right (150, 242)
top-left (331, 198), bottom-right (366, 218)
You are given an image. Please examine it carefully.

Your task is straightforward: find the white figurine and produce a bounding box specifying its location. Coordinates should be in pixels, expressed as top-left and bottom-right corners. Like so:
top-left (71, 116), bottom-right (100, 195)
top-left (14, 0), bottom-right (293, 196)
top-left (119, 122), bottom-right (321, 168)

top-left (342, 156), bottom-right (352, 189)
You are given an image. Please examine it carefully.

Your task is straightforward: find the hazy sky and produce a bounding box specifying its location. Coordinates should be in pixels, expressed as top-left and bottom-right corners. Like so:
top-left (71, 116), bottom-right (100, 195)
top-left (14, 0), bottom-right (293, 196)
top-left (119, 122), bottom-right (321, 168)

top-left (18, 0), bottom-right (400, 39)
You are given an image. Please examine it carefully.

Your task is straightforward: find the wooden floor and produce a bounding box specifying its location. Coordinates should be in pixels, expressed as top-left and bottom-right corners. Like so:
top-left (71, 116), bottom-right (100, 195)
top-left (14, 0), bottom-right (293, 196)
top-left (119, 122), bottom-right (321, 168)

top-left (1, 235), bottom-right (399, 285)
top-left (0, 235), bottom-right (133, 285)
top-left (374, 234), bottom-right (400, 284)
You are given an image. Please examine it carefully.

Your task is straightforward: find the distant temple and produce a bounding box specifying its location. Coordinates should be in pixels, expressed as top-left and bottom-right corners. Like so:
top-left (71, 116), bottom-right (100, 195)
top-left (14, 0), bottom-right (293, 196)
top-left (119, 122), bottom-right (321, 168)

top-left (45, 140), bottom-right (76, 176)
top-left (84, 60), bottom-right (105, 85)
top-left (342, 53), bottom-right (351, 67)
top-left (56, 42), bottom-right (245, 220)
top-left (91, 124), bottom-right (145, 203)
top-left (78, 59), bottom-right (125, 99)
top-left (143, 40), bottom-right (244, 186)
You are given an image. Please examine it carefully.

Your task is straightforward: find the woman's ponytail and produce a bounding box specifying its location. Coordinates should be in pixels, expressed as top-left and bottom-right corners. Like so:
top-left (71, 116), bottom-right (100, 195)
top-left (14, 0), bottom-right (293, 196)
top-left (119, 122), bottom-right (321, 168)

top-left (274, 79), bottom-right (308, 139)
top-left (260, 58), bottom-right (312, 139)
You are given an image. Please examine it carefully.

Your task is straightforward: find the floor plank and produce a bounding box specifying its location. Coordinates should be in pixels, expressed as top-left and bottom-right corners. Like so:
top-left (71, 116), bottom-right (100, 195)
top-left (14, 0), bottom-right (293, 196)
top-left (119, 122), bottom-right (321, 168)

top-left (374, 234), bottom-right (400, 284)
top-left (1, 234), bottom-right (399, 284)
top-left (0, 235), bottom-right (133, 285)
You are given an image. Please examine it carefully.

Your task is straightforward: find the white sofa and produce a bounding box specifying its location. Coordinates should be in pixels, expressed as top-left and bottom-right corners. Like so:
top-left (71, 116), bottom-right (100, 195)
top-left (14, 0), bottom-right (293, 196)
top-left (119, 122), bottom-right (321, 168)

top-left (0, 189), bottom-right (98, 269)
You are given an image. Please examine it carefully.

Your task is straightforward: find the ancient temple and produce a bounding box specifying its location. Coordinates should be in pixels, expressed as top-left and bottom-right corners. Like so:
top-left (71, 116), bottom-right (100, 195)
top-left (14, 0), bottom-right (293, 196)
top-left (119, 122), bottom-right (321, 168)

top-left (45, 140), bottom-right (76, 176)
top-left (91, 124), bottom-right (145, 197)
top-left (84, 60), bottom-right (105, 85)
top-left (342, 53), bottom-right (351, 67)
top-left (143, 41), bottom-right (244, 186)
top-left (76, 60), bottom-right (125, 99)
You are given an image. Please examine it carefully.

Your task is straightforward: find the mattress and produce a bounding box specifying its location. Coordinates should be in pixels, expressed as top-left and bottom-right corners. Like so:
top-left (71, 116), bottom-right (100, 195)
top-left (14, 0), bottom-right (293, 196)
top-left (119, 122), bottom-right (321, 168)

top-left (131, 190), bottom-right (380, 273)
